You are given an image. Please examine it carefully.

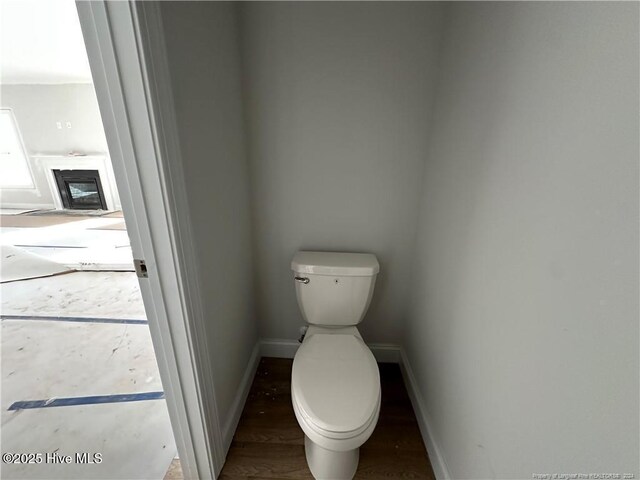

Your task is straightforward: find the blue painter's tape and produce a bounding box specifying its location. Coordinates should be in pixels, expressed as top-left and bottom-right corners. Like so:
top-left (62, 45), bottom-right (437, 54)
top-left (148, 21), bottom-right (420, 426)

top-left (13, 245), bottom-right (86, 249)
top-left (0, 315), bottom-right (147, 325)
top-left (8, 392), bottom-right (165, 411)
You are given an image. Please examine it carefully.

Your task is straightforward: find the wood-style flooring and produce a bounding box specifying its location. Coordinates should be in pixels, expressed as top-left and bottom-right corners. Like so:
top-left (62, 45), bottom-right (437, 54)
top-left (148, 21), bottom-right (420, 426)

top-left (220, 357), bottom-right (435, 479)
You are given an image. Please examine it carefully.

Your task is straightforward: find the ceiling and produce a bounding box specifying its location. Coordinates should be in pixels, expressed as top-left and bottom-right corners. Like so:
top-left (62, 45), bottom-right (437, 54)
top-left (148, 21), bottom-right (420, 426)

top-left (0, 0), bottom-right (92, 84)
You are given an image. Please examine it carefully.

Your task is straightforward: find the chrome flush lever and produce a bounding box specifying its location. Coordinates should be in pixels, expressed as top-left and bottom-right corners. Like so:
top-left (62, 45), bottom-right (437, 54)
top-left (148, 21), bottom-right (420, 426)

top-left (294, 276), bottom-right (310, 284)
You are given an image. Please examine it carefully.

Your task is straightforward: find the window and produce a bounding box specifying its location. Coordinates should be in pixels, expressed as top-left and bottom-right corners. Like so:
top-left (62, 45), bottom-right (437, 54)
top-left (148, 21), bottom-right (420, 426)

top-left (0, 109), bottom-right (34, 188)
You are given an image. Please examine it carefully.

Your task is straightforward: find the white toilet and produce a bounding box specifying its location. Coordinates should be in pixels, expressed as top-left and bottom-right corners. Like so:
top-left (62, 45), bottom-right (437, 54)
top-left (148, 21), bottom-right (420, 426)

top-left (290, 251), bottom-right (381, 480)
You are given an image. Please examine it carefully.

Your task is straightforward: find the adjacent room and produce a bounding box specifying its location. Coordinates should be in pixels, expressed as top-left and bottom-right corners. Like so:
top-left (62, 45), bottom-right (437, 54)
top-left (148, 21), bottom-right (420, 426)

top-left (0, 1), bottom-right (177, 478)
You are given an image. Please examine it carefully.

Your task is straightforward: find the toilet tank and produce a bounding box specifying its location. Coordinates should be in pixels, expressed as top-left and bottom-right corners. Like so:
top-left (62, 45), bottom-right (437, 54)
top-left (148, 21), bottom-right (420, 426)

top-left (291, 251), bottom-right (379, 327)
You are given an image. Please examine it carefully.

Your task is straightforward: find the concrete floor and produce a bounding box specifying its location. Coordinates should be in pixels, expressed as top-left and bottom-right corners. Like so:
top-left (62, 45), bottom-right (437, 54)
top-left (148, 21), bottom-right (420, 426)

top-left (1, 213), bottom-right (176, 479)
top-left (0, 215), bottom-right (133, 271)
top-left (2, 271), bottom-right (146, 319)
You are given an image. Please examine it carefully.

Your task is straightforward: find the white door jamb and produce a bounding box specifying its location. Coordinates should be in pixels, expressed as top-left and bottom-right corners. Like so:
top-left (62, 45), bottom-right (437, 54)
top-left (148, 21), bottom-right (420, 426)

top-left (76, 1), bottom-right (223, 478)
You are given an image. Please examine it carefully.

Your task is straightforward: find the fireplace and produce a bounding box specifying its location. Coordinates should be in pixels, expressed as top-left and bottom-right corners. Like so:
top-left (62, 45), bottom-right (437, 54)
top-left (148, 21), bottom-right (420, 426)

top-left (53, 169), bottom-right (108, 210)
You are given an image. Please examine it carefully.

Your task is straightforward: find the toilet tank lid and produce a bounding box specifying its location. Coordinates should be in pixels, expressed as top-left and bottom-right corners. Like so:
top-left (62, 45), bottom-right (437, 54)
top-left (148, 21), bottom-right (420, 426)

top-left (291, 251), bottom-right (379, 276)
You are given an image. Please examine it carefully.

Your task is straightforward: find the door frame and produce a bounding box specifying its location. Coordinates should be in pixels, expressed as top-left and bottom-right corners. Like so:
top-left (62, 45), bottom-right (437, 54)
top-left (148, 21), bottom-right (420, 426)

top-left (76, 1), bottom-right (223, 478)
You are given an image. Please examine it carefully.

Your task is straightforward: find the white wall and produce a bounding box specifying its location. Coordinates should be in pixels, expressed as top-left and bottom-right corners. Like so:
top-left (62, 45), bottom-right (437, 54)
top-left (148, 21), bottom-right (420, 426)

top-left (159, 1), bottom-right (258, 430)
top-left (240, 2), bottom-right (444, 343)
top-left (1, 0), bottom-right (92, 84)
top-left (406, 2), bottom-right (639, 478)
top-left (1, 84), bottom-right (107, 153)
top-left (0, 84), bottom-right (110, 207)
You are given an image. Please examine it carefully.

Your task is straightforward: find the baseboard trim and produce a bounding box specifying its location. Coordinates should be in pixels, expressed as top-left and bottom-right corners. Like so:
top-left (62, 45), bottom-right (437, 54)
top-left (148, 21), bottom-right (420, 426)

top-left (259, 337), bottom-right (401, 363)
top-left (399, 348), bottom-right (452, 480)
top-left (260, 338), bottom-right (299, 358)
top-left (0, 203), bottom-right (55, 211)
top-left (221, 340), bottom-right (261, 453)
top-left (368, 343), bottom-right (401, 363)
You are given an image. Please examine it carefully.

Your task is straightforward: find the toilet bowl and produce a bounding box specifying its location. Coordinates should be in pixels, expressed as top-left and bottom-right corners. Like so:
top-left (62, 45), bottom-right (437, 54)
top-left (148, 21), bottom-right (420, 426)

top-left (290, 251), bottom-right (381, 479)
top-left (292, 330), bottom-right (381, 479)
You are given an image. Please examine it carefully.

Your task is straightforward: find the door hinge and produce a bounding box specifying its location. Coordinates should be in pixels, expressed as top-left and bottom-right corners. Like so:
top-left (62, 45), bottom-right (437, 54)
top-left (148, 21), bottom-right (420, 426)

top-left (134, 259), bottom-right (148, 278)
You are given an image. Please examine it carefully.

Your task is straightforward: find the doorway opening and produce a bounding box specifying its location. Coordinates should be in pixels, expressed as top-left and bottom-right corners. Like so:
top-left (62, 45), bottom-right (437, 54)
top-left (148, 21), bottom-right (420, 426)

top-left (0, 1), bottom-right (180, 478)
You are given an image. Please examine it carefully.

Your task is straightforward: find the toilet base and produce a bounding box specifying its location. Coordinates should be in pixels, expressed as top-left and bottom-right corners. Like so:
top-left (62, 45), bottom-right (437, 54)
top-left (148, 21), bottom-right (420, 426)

top-left (304, 435), bottom-right (359, 479)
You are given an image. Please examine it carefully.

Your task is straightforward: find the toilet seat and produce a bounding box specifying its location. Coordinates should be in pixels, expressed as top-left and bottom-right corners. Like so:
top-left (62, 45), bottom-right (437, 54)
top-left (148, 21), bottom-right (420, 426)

top-left (291, 333), bottom-right (380, 443)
